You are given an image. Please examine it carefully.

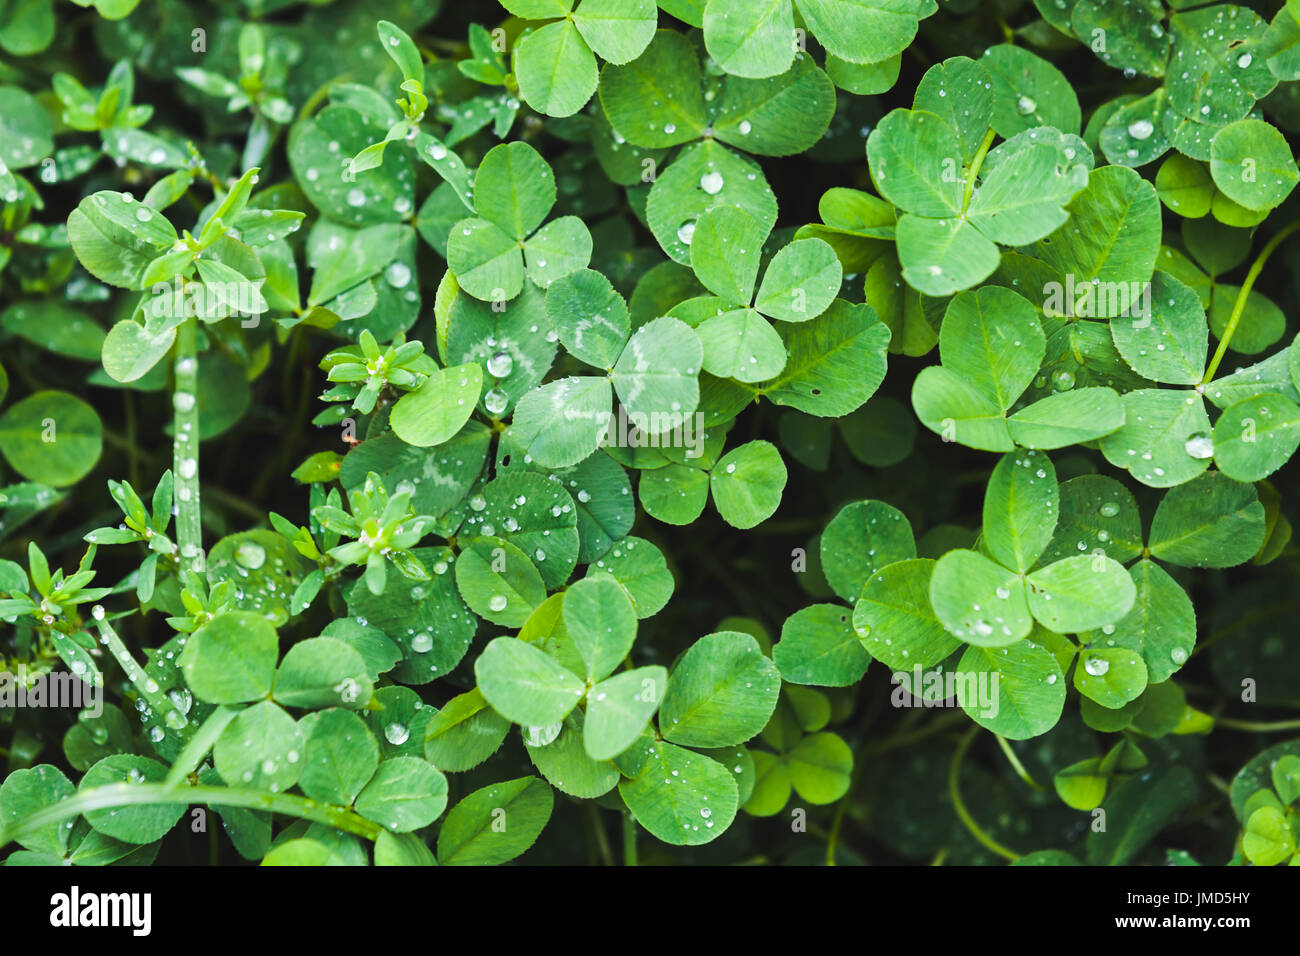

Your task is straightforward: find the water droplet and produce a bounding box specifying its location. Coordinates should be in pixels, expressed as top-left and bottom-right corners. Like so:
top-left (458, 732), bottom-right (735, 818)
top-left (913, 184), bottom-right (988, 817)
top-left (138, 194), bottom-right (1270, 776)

top-left (1084, 656), bottom-right (1109, 677)
top-left (1184, 433), bottom-right (1214, 459)
top-left (486, 352), bottom-right (514, 378)
top-left (1016, 94), bottom-right (1037, 115)
top-left (1099, 502), bottom-right (1120, 518)
top-left (700, 171), bottom-right (724, 195)
top-left (1127, 119), bottom-right (1154, 140)
top-left (677, 221), bottom-right (696, 245)
top-left (384, 262), bottom-right (411, 288)
top-left (236, 541), bottom-right (266, 570)
top-left (523, 723), bottom-right (562, 747)
top-left (385, 723), bottom-right (410, 745)
top-left (489, 594), bottom-right (508, 612)
top-left (484, 388), bottom-right (509, 415)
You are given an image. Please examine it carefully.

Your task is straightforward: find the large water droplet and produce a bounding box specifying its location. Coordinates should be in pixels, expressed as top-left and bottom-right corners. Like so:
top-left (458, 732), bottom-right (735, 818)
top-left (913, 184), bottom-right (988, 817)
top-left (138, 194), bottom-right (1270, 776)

top-left (1184, 433), bottom-right (1214, 459)
top-left (236, 541), bottom-right (266, 570)
top-left (385, 722), bottom-right (410, 745)
top-left (1127, 119), bottom-right (1154, 140)
top-left (384, 262), bottom-right (411, 288)
top-left (1084, 656), bottom-right (1110, 677)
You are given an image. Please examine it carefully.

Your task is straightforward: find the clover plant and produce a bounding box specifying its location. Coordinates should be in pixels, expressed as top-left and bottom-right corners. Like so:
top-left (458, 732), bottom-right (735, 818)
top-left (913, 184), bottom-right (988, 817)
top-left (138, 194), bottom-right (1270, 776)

top-left (1, 0), bottom-right (1300, 870)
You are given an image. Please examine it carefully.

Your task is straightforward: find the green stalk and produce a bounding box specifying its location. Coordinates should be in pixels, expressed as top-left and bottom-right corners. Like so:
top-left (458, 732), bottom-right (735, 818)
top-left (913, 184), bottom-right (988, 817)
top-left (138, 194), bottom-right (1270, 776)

top-left (1214, 716), bottom-right (1300, 733)
top-left (163, 706), bottom-right (237, 786)
top-left (949, 728), bottom-right (1021, 862)
top-left (0, 783), bottom-right (381, 850)
top-left (995, 734), bottom-right (1045, 791)
top-left (961, 129), bottom-right (997, 216)
top-left (92, 613), bottom-right (193, 744)
top-left (622, 812), bottom-right (638, 866)
top-left (173, 316), bottom-right (203, 574)
top-left (1202, 219), bottom-right (1300, 384)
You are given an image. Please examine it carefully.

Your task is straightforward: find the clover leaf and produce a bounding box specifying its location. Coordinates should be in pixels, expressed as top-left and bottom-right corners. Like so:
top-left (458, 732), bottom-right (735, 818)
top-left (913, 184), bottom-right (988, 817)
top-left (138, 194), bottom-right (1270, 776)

top-left (446, 141), bottom-right (592, 301)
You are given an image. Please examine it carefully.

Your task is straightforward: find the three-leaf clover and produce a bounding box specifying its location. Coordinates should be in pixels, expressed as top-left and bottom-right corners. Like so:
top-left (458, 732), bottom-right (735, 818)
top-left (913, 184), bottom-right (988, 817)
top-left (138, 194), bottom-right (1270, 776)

top-left (700, 0), bottom-right (937, 80)
top-left (913, 285), bottom-right (1126, 452)
top-left (446, 141), bottom-right (592, 301)
top-left (1241, 754), bottom-right (1300, 865)
top-left (504, 0), bottom-right (658, 117)
top-left (686, 205), bottom-right (842, 383)
top-left (867, 55), bottom-right (1091, 295)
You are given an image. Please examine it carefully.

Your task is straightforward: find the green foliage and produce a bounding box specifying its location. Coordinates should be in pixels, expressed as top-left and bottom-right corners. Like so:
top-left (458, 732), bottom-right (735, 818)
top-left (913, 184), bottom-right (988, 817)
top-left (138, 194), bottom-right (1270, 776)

top-left (0, 0), bottom-right (1297, 871)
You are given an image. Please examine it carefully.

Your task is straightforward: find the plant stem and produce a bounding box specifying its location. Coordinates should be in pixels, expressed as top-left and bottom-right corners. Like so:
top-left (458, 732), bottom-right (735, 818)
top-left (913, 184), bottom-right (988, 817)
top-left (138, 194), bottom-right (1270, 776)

top-left (949, 727), bottom-right (1021, 862)
top-left (93, 613), bottom-right (191, 742)
top-left (163, 706), bottom-right (237, 786)
top-left (1214, 715), bottom-right (1300, 733)
top-left (995, 734), bottom-right (1045, 791)
top-left (1202, 219), bottom-right (1300, 383)
top-left (826, 797), bottom-right (848, 866)
top-left (173, 317), bottom-right (203, 574)
top-left (962, 129), bottom-right (997, 215)
top-left (857, 710), bottom-right (967, 759)
top-left (622, 812), bottom-right (638, 866)
top-left (0, 783), bottom-right (381, 849)
top-left (586, 803), bottom-right (614, 866)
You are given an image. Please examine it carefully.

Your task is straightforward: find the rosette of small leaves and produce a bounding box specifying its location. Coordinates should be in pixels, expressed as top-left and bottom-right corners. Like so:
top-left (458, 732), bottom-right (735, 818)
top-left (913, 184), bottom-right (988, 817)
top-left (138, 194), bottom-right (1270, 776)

top-left (0, 542), bottom-right (109, 635)
top-left (320, 330), bottom-right (432, 415)
top-left (83, 472), bottom-right (176, 602)
top-left (51, 60), bottom-right (153, 134)
top-left (175, 24), bottom-right (300, 166)
top-left (346, 21), bottom-right (432, 178)
top-left (164, 572), bottom-right (235, 634)
top-left (311, 473), bottom-right (434, 596)
top-left (268, 485), bottom-right (348, 615)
